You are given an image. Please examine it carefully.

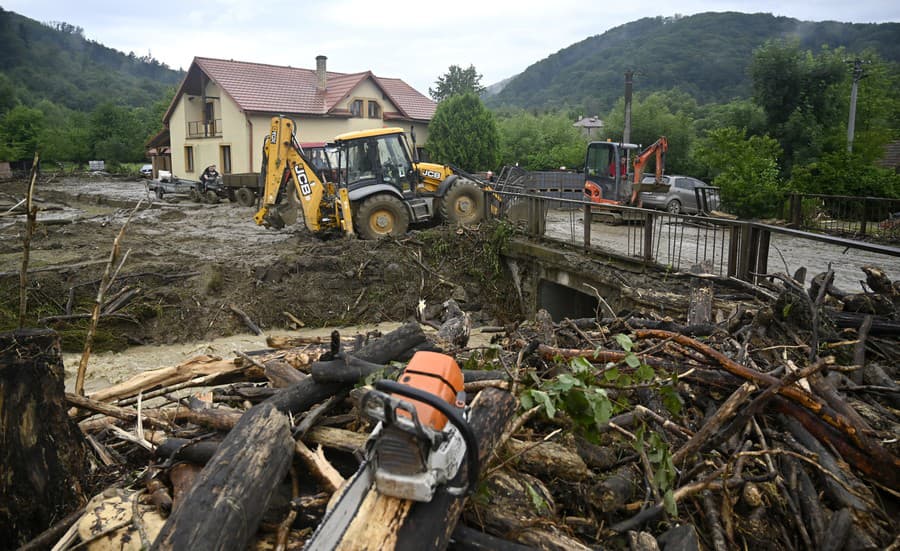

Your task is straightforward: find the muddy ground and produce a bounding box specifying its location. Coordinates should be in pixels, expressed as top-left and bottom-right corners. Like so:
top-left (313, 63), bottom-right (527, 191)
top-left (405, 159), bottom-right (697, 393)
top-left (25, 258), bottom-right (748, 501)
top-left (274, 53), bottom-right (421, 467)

top-left (3, 173), bottom-right (894, 372)
top-left (0, 174), bottom-right (519, 359)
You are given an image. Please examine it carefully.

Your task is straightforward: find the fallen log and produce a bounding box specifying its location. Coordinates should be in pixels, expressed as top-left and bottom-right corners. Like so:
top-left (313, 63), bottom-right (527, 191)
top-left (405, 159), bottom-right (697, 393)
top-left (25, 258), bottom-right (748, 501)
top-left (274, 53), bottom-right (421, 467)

top-left (504, 437), bottom-right (591, 482)
top-left (86, 354), bottom-right (240, 403)
top-left (322, 387), bottom-right (518, 550)
top-left (150, 402), bottom-right (294, 550)
top-left (827, 309), bottom-right (900, 336)
top-left (152, 424), bottom-right (369, 467)
top-left (266, 323), bottom-right (426, 415)
top-left (229, 303), bottom-right (263, 335)
top-left (311, 355), bottom-right (507, 385)
top-left (264, 358), bottom-right (307, 388)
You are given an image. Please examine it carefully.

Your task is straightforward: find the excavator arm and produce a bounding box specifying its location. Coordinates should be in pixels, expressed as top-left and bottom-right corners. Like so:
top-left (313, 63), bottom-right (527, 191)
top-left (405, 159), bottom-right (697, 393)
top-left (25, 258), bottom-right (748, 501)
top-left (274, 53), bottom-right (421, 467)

top-left (254, 116), bottom-right (353, 234)
top-left (628, 136), bottom-right (668, 205)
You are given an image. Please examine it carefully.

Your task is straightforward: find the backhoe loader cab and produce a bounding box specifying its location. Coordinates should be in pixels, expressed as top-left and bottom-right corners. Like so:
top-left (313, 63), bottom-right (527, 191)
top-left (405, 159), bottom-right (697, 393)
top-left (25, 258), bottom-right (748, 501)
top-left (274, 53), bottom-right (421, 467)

top-left (329, 127), bottom-right (486, 239)
top-left (334, 128), bottom-right (418, 196)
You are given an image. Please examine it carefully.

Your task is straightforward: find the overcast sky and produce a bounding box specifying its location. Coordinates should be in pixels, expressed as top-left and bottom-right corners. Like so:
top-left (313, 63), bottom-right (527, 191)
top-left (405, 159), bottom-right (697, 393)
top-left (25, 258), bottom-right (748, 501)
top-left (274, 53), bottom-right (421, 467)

top-left (3, 1), bottom-right (898, 95)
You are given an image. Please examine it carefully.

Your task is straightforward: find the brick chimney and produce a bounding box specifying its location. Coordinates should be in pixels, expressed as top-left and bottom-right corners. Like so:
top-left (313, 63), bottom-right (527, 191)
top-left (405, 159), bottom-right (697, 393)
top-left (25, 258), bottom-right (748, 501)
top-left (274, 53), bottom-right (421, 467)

top-left (316, 55), bottom-right (327, 91)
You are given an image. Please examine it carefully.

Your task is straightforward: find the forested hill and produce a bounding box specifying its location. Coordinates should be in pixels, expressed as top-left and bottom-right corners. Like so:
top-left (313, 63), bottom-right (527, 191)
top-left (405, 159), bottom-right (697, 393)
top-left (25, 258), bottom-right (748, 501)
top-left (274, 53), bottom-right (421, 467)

top-left (489, 12), bottom-right (900, 113)
top-left (0, 7), bottom-right (183, 112)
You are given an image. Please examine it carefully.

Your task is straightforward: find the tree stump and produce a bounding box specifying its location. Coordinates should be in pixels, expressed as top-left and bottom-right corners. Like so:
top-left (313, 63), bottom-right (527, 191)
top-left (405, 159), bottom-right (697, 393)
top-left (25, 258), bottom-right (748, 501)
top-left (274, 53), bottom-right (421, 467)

top-left (0, 329), bottom-right (88, 547)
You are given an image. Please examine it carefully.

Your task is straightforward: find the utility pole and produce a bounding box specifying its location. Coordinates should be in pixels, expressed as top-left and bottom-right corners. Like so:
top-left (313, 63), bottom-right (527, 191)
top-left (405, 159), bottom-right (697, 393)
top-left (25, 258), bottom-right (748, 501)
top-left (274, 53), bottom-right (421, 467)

top-left (847, 58), bottom-right (864, 153)
top-left (623, 70), bottom-right (633, 145)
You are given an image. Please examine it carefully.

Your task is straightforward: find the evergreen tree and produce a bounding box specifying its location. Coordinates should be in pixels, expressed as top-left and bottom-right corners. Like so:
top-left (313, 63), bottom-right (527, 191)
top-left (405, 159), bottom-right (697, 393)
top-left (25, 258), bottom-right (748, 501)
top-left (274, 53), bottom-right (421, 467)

top-left (429, 65), bottom-right (485, 102)
top-left (426, 92), bottom-right (499, 171)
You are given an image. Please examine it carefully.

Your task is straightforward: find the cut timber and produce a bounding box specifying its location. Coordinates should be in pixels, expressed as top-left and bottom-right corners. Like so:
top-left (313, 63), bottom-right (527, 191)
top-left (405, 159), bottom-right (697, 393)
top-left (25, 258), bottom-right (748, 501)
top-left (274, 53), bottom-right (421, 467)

top-left (0, 329), bottom-right (89, 547)
top-left (87, 355), bottom-right (239, 402)
top-left (325, 387), bottom-right (518, 550)
top-left (150, 402), bottom-right (294, 550)
top-left (264, 359), bottom-right (307, 388)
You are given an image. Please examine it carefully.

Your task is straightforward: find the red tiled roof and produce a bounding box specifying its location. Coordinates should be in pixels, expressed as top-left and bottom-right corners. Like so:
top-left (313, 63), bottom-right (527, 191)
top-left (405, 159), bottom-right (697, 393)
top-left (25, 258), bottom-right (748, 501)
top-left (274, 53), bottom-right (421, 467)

top-left (167, 57), bottom-right (435, 123)
top-left (376, 76), bottom-right (439, 122)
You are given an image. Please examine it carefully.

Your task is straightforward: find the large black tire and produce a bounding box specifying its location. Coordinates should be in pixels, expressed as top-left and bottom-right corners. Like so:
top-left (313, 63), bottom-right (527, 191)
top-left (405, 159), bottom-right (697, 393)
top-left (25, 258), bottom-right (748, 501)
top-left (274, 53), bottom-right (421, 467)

top-left (189, 188), bottom-right (202, 202)
top-left (439, 179), bottom-right (485, 227)
top-left (235, 187), bottom-right (255, 207)
top-left (355, 194), bottom-right (410, 240)
top-left (204, 190), bottom-right (220, 204)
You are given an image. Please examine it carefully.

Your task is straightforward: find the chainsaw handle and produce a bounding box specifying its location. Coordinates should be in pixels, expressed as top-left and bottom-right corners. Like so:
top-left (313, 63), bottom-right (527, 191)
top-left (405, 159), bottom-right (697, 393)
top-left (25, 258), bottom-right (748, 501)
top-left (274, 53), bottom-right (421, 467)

top-left (373, 379), bottom-right (480, 496)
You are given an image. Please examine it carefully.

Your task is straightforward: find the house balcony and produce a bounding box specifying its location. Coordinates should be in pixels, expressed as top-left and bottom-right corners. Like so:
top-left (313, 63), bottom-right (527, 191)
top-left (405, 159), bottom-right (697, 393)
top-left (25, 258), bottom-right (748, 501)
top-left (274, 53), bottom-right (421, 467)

top-left (186, 119), bottom-right (222, 139)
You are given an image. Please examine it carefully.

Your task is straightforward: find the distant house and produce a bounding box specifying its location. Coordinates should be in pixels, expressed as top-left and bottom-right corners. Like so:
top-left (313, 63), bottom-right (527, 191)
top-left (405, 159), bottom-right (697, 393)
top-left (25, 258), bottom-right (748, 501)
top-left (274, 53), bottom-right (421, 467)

top-left (574, 116), bottom-right (604, 138)
top-left (159, 56), bottom-right (436, 178)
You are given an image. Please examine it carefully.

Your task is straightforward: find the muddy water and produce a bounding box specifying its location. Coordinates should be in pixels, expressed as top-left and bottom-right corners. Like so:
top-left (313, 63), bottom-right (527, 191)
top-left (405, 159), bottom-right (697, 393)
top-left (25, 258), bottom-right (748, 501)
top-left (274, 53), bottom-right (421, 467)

top-left (61, 322), bottom-right (404, 394)
top-left (62, 322), bottom-right (497, 394)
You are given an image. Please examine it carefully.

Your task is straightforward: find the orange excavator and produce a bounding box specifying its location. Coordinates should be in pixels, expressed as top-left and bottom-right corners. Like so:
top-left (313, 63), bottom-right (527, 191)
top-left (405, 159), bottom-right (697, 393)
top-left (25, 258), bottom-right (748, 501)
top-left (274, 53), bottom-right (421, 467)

top-left (583, 136), bottom-right (669, 209)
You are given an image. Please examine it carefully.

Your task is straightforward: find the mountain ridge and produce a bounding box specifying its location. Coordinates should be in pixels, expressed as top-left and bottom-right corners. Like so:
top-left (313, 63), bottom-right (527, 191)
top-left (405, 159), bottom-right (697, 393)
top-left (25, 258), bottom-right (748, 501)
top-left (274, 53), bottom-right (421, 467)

top-left (488, 12), bottom-right (900, 113)
top-left (0, 7), bottom-right (183, 113)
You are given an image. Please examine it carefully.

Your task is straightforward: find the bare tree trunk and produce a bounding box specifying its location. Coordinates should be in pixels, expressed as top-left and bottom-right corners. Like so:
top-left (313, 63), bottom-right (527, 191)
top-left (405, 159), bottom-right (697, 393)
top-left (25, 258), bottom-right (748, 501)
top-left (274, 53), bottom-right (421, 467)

top-left (0, 329), bottom-right (88, 547)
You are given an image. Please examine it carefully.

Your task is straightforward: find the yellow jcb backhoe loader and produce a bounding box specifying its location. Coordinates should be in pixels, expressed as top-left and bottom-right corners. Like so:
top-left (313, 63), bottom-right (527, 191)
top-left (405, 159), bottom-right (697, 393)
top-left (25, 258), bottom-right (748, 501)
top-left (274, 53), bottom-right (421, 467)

top-left (253, 116), bottom-right (489, 239)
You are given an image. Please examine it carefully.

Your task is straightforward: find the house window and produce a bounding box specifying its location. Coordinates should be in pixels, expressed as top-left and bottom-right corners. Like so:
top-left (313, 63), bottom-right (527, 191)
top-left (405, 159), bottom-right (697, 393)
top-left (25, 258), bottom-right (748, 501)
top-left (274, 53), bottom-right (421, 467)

top-left (367, 101), bottom-right (381, 119)
top-left (220, 145), bottom-right (232, 174)
top-left (184, 146), bottom-right (194, 172)
top-left (350, 99), bottom-right (363, 118)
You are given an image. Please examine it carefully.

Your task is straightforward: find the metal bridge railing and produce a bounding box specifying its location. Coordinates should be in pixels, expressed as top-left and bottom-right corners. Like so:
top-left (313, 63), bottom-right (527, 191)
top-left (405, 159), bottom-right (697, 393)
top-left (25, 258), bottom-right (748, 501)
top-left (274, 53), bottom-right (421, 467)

top-left (786, 193), bottom-right (900, 244)
top-left (487, 190), bottom-right (900, 288)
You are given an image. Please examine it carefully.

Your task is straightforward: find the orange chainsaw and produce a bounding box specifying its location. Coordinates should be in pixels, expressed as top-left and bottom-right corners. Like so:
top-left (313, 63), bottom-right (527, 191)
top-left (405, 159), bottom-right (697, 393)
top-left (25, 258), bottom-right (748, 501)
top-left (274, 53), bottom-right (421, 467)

top-left (303, 351), bottom-right (478, 550)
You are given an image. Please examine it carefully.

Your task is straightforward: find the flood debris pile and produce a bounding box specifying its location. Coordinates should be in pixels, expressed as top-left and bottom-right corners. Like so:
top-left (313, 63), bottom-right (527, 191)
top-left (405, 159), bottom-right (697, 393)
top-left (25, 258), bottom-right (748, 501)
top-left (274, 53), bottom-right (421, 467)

top-left (6, 264), bottom-right (900, 551)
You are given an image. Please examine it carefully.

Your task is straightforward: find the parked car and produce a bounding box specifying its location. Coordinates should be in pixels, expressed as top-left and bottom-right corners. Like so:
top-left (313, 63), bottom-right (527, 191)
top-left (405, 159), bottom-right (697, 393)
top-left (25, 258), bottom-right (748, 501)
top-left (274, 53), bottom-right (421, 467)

top-left (147, 172), bottom-right (200, 200)
top-left (639, 175), bottom-right (719, 215)
top-left (140, 164), bottom-right (153, 178)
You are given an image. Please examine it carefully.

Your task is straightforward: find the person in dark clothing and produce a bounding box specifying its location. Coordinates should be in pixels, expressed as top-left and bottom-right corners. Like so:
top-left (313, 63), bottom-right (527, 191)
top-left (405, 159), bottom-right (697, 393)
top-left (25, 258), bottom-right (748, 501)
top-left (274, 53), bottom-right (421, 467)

top-left (199, 165), bottom-right (220, 192)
